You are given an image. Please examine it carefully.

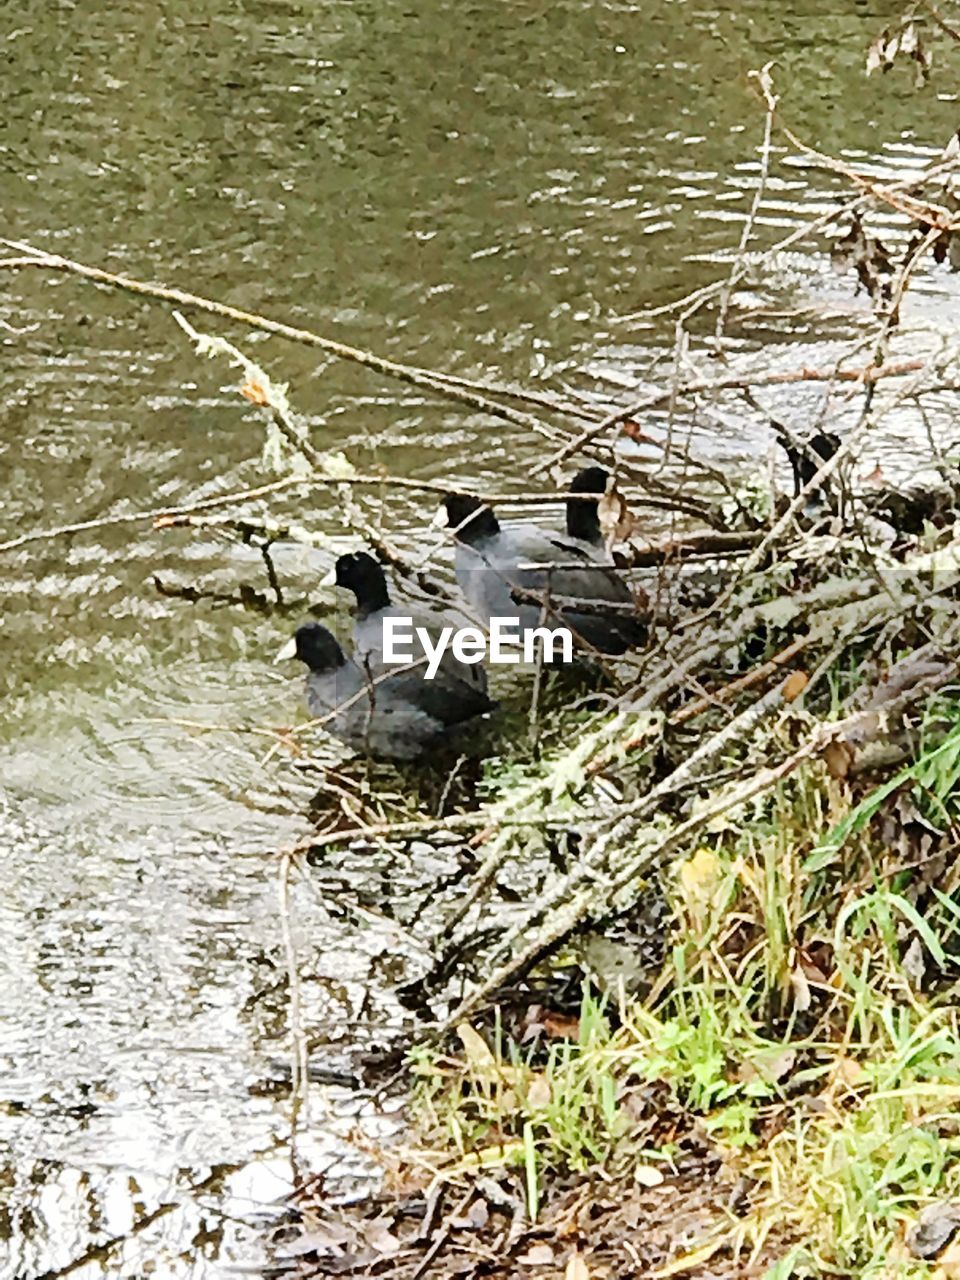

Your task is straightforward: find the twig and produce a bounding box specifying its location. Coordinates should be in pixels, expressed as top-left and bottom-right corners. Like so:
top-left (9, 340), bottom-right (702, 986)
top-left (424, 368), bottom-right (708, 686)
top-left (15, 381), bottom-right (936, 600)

top-left (410, 1188), bottom-right (476, 1280)
top-left (440, 657), bottom-right (959, 1029)
top-left (534, 359), bottom-right (926, 476)
top-left (668, 634), bottom-right (812, 727)
top-left (922, 0), bottom-right (960, 43)
top-left (0, 475), bottom-right (693, 558)
top-left (278, 852), bottom-right (310, 1184)
top-left (714, 62), bottom-right (778, 345)
top-left (781, 127), bottom-right (958, 229)
top-left (0, 237), bottom-right (561, 441)
top-left (622, 529), bottom-right (764, 568)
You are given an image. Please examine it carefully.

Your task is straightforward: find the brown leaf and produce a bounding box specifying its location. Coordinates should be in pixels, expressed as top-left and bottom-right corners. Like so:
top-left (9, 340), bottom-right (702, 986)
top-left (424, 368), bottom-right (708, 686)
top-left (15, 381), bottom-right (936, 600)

top-left (542, 1012), bottom-right (581, 1040)
top-left (781, 670), bottom-right (808, 703)
top-left (622, 419), bottom-right (659, 446)
top-left (823, 739), bottom-right (854, 780)
top-left (522, 1006), bottom-right (580, 1042)
top-left (240, 378), bottom-right (269, 406)
top-left (861, 463), bottom-right (886, 489)
top-left (526, 1074), bottom-right (552, 1108)
top-left (831, 1055), bottom-right (867, 1089)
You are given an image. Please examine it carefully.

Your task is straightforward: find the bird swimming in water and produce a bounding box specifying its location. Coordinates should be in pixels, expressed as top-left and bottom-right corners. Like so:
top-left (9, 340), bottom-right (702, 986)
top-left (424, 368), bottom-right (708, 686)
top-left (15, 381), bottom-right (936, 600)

top-left (437, 485), bottom-right (644, 656)
top-left (276, 621), bottom-right (497, 760)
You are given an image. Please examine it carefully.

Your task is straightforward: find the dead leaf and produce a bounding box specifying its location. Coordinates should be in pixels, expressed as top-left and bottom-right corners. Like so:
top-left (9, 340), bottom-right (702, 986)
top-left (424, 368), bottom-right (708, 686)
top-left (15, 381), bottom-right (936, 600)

top-left (937, 1238), bottom-right (960, 1278)
top-left (781, 670), bottom-right (808, 703)
top-left (790, 962), bottom-right (812, 1012)
top-left (566, 1251), bottom-right (591, 1280)
top-left (518, 1242), bottom-right (555, 1266)
top-left (598, 487), bottom-right (643, 545)
top-left (450, 1198), bottom-right (489, 1231)
top-left (526, 1074), bottom-right (552, 1108)
top-left (622, 419), bottom-right (660, 446)
top-left (831, 1055), bottom-right (867, 1089)
top-left (866, 31), bottom-right (886, 75)
top-left (739, 1048), bottom-right (796, 1085)
top-left (679, 847), bottom-right (723, 914)
top-left (831, 211), bottom-right (894, 305)
top-left (823, 739), bottom-right (854, 780)
top-left (909, 1202), bottom-right (960, 1259)
top-left (635, 1164), bottom-right (665, 1188)
top-left (542, 1012), bottom-right (581, 1040)
top-left (902, 935), bottom-right (926, 990)
top-left (654, 1236), bottom-right (725, 1277)
top-left (457, 1023), bottom-right (497, 1073)
top-left (522, 1007), bottom-right (580, 1042)
top-left (364, 1217), bottom-right (401, 1255)
top-left (240, 378), bottom-right (269, 406)
top-left (279, 1221), bottom-right (352, 1257)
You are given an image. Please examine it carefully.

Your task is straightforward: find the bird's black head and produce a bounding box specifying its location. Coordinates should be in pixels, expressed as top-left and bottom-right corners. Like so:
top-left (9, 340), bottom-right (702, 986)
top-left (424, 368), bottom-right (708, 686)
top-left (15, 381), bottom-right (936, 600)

top-left (566, 467), bottom-right (609, 544)
top-left (440, 493), bottom-right (500, 544)
top-left (333, 551), bottom-right (391, 614)
top-left (290, 623), bottom-right (346, 673)
top-left (569, 466), bottom-right (610, 496)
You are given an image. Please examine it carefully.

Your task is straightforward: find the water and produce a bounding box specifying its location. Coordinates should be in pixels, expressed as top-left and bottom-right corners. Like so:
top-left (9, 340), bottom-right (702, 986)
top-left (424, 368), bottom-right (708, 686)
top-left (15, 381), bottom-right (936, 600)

top-left (3, 1), bottom-right (960, 1275)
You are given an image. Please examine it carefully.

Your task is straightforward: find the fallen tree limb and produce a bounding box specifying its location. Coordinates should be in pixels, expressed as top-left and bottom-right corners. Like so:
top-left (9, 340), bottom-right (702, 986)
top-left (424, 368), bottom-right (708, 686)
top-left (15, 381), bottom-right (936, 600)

top-left (439, 653), bottom-right (959, 1030)
top-left (0, 237), bottom-right (564, 441)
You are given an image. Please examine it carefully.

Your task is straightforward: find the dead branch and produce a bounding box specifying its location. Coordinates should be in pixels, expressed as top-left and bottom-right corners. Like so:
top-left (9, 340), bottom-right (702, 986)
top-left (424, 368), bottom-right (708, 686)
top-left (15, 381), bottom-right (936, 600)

top-left (0, 237), bottom-right (564, 441)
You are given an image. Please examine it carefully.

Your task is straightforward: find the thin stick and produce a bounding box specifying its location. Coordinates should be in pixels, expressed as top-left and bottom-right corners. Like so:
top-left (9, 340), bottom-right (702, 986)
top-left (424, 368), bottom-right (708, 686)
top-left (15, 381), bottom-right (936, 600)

top-left (0, 237), bottom-right (560, 440)
top-left (0, 475), bottom-right (693, 557)
top-left (714, 62), bottom-right (778, 345)
top-left (278, 852), bottom-right (310, 1177)
top-left (534, 358), bottom-right (926, 475)
top-left (668, 634), bottom-right (812, 727)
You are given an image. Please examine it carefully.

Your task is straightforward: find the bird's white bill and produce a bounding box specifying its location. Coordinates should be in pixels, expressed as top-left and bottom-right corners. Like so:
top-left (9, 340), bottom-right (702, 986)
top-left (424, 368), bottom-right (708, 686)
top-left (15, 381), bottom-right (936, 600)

top-left (429, 505), bottom-right (447, 530)
top-left (319, 565), bottom-right (337, 586)
top-left (274, 636), bottom-right (298, 663)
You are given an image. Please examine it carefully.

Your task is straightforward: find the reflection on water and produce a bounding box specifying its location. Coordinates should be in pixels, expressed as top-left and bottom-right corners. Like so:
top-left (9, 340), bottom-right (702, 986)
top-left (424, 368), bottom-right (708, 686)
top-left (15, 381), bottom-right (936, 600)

top-left (3, 0), bottom-right (960, 1274)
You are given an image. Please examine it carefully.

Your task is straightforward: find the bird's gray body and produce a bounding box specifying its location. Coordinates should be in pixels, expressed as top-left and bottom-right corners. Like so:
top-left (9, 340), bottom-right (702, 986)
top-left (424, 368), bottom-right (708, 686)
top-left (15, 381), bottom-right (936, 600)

top-left (353, 598), bottom-right (487, 694)
top-left (306, 649), bottom-right (493, 759)
top-left (453, 522), bottom-right (641, 654)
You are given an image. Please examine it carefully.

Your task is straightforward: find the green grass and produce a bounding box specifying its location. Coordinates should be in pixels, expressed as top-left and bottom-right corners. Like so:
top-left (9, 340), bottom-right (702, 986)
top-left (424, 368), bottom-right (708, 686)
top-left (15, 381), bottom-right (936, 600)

top-left (408, 704), bottom-right (960, 1277)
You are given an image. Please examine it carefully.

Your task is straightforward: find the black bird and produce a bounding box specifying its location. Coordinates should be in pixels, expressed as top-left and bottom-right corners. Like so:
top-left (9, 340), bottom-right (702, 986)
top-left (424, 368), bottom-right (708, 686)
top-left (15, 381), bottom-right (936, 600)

top-left (324, 550), bottom-right (487, 694)
top-left (565, 465), bottom-right (609, 549)
top-left (775, 429), bottom-right (842, 497)
top-left (276, 622), bottom-right (495, 760)
top-left (437, 490), bottom-right (644, 656)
